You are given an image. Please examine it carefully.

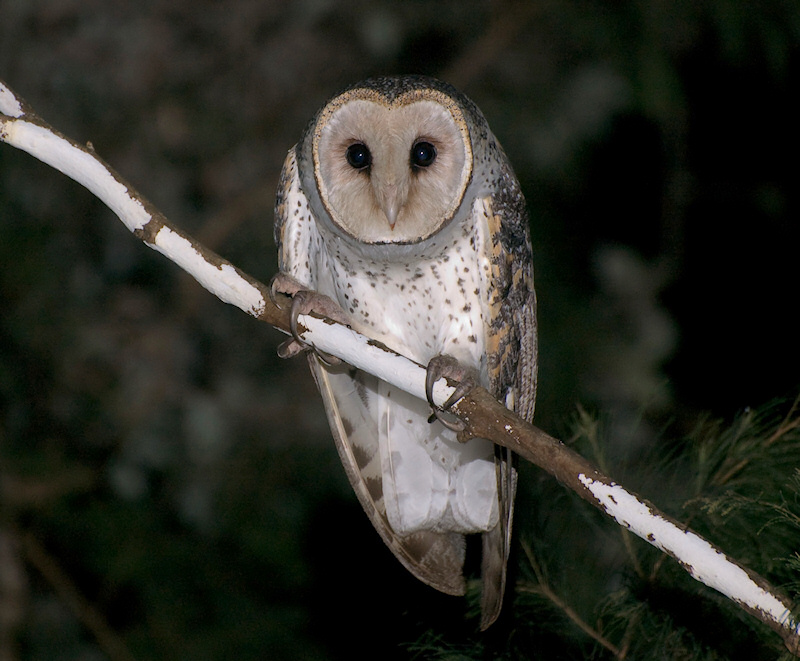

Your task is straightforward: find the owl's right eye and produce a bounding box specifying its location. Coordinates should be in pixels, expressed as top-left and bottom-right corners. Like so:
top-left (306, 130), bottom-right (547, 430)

top-left (345, 143), bottom-right (372, 170)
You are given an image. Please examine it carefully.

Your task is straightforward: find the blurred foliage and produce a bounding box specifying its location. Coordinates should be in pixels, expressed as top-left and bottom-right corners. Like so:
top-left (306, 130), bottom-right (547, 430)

top-left (1, 1), bottom-right (798, 659)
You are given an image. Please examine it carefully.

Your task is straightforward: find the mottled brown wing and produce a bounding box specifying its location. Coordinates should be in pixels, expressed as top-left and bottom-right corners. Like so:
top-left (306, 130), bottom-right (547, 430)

top-left (275, 147), bottom-right (467, 596)
top-left (477, 157), bottom-right (537, 629)
top-left (483, 162), bottom-right (538, 422)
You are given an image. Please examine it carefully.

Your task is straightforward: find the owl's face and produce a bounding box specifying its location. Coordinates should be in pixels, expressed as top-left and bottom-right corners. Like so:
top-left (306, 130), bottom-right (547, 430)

top-left (310, 88), bottom-right (474, 244)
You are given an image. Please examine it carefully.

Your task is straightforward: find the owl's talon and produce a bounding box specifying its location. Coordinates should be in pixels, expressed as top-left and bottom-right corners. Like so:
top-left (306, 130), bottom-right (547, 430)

top-left (282, 290), bottom-right (342, 366)
top-left (288, 292), bottom-right (308, 345)
top-left (269, 274), bottom-right (287, 311)
top-left (425, 355), bottom-right (476, 432)
top-left (276, 337), bottom-right (304, 359)
top-left (287, 293), bottom-right (340, 366)
top-left (269, 272), bottom-right (308, 311)
top-left (427, 409), bottom-right (467, 432)
top-left (268, 273), bottom-right (350, 365)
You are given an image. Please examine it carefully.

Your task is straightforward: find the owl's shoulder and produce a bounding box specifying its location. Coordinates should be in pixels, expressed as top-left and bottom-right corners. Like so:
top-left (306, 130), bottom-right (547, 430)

top-left (274, 147), bottom-right (322, 283)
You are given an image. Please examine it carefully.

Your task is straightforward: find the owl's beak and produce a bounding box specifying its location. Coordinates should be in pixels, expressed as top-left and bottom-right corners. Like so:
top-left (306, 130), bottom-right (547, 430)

top-left (383, 200), bottom-right (399, 230)
top-left (378, 182), bottom-right (404, 230)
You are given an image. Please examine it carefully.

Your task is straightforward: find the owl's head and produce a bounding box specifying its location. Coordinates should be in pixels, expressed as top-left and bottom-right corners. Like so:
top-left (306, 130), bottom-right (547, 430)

top-left (304, 76), bottom-right (477, 245)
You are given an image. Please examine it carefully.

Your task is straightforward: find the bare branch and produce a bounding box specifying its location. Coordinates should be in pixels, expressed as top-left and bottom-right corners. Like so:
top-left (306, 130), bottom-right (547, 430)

top-left (2, 78), bottom-right (798, 654)
top-left (519, 541), bottom-right (623, 658)
top-left (21, 532), bottom-right (138, 661)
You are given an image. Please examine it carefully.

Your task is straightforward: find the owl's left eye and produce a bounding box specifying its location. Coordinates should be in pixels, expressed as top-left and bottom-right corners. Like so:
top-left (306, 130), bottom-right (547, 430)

top-left (346, 143), bottom-right (372, 169)
top-left (410, 141), bottom-right (437, 168)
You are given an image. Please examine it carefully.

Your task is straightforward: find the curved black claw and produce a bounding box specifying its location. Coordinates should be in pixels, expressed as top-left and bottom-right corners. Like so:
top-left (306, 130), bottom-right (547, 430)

top-left (274, 291), bottom-right (310, 359)
top-left (428, 405), bottom-right (467, 433)
top-left (288, 292), bottom-right (309, 347)
top-left (425, 355), bottom-right (476, 432)
top-left (268, 273), bottom-right (289, 311)
top-left (276, 338), bottom-right (299, 359)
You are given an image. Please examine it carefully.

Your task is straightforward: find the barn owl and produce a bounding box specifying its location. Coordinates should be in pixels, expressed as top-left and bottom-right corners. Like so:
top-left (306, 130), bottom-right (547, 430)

top-left (273, 75), bottom-right (537, 629)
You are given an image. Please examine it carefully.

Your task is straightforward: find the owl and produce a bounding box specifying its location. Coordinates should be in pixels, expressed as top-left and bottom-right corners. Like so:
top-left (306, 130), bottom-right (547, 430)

top-left (273, 75), bottom-right (537, 629)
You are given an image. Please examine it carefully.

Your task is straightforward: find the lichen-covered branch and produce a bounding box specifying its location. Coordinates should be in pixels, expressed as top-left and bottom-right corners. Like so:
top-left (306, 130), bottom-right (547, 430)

top-left (2, 78), bottom-right (797, 654)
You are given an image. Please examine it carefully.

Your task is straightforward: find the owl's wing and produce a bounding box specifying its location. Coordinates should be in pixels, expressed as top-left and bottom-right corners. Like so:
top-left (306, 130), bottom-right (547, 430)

top-left (477, 154), bottom-right (538, 630)
top-left (482, 157), bottom-right (538, 422)
top-left (274, 148), bottom-right (467, 596)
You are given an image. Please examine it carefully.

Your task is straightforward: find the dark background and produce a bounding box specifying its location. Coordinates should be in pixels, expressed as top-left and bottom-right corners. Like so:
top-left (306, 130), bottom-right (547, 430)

top-left (1, 2), bottom-right (798, 659)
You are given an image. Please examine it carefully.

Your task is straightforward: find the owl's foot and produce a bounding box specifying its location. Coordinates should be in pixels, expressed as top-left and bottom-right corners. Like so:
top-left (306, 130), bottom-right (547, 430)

top-left (269, 273), bottom-right (350, 364)
top-left (425, 354), bottom-right (477, 432)
top-left (269, 272), bottom-right (307, 306)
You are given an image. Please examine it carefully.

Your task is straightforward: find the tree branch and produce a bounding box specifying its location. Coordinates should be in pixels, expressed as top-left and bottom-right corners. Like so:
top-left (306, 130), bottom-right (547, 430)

top-left (519, 541), bottom-right (623, 658)
top-left (21, 532), bottom-right (137, 661)
top-left (2, 79), bottom-right (798, 655)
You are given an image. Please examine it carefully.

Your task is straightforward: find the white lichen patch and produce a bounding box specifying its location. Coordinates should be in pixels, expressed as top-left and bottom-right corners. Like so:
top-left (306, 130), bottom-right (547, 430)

top-left (0, 82), bottom-right (24, 117)
top-left (297, 314), bottom-right (456, 409)
top-left (1, 118), bottom-right (151, 231)
top-left (150, 226), bottom-right (265, 317)
top-left (579, 473), bottom-right (797, 632)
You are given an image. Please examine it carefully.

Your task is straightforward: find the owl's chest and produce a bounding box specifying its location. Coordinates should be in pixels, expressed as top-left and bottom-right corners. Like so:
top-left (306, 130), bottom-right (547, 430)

top-left (313, 227), bottom-right (491, 376)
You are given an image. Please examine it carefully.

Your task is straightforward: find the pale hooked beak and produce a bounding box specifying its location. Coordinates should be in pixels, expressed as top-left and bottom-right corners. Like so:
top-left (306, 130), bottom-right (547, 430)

top-left (377, 182), bottom-right (403, 230)
top-left (383, 202), bottom-right (399, 230)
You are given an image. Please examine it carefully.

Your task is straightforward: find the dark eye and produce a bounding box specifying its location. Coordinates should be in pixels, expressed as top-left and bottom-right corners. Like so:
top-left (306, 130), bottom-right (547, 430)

top-left (410, 141), bottom-right (437, 168)
top-left (345, 143), bottom-right (371, 169)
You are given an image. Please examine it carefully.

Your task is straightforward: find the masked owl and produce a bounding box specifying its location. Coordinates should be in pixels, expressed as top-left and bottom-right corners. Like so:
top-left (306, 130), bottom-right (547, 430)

top-left (273, 75), bottom-right (537, 629)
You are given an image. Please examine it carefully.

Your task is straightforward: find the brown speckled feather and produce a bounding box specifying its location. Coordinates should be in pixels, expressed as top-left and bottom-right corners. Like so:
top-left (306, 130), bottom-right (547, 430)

top-left (477, 157), bottom-right (537, 629)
